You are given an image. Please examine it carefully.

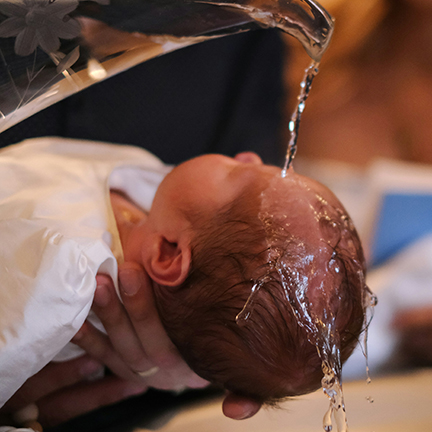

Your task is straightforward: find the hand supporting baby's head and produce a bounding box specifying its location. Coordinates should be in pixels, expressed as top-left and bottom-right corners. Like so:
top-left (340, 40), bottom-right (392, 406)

top-left (151, 159), bottom-right (366, 405)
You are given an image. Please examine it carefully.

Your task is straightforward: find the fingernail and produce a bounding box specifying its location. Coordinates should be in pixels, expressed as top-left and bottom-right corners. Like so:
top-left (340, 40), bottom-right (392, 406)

top-left (12, 404), bottom-right (39, 424)
top-left (93, 283), bottom-right (111, 307)
top-left (80, 359), bottom-right (104, 378)
top-left (238, 412), bottom-right (254, 420)
top-left (234, 405), bottom-right (256, 420)
top-left (119, 269), bottom-right (141, 296)
top-left (190, 376), bottom-right (210, 389)
top-left (123, 382), bottom-right (148, 398)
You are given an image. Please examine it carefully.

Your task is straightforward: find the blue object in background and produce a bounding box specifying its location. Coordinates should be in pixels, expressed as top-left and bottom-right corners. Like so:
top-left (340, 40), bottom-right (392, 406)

top-left (371, 193), bottom-right (432, 267)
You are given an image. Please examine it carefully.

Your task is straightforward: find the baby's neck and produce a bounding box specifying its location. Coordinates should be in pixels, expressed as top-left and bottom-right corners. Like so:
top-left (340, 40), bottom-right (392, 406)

top-left (110, 190), bottom-right (148, 263)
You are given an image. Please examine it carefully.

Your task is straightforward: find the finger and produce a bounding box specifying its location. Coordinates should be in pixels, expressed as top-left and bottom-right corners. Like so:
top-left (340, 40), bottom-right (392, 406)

top-left (37, 376), bottom-right (147, 428)
top-left (119, 263), bottom-right (209, 388)
top-left (222, 392), bottom-right (262, 420)
top-left (118, 262), bottom-right (180, 368)
top-left (2, 356), bottom-right (104, 412)
top-left (94, 270), bottom-right (207, 389)
top-left (91, 277), bottom-right (154, 373)
top-left (72, 321), bottom-right (140, 382)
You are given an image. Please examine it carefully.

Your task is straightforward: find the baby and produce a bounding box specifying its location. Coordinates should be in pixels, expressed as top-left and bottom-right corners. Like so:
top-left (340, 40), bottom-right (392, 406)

top-left (0, 137), bottom-right (365, 410)
top-left (121, 151), bottom-right (366, 403)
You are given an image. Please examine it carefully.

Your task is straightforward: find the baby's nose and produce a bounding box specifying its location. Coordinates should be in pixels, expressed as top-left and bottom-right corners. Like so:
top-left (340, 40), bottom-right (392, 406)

top-left (234, 152), bottom-right (263, 165)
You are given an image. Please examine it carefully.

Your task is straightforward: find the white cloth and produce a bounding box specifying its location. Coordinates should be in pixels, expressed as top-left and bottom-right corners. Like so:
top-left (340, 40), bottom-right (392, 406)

top-left (0, 137), bottom-right (170, 408)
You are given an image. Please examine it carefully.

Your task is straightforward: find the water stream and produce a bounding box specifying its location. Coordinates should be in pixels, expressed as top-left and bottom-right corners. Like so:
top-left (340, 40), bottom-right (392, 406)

top-left (282, 60), bottom-right (320, 176)
top-left (235, 3), bottom-right (379, 426)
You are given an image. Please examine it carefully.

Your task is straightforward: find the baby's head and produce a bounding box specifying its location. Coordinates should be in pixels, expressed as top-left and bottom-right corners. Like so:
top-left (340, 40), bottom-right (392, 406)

top-left (144, 153), bottom-right (366, 404)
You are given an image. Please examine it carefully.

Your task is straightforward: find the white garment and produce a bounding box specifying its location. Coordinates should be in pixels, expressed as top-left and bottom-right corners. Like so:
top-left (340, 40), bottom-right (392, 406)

top-left (0, 137), bottom-right (171, 408)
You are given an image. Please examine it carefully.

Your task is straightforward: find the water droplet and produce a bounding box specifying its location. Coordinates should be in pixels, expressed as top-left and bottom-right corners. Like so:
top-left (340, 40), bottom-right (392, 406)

top-left (289, 120), bottom-right (295, 132)
top-left (323, 405), bottom-right (333, 432)
top-left (236, 279), bottom-right (269, 326)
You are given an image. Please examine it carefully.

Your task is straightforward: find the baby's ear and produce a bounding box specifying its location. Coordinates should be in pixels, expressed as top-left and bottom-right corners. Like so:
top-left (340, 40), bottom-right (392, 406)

top-left (146, 236), bottom-right (191, 287)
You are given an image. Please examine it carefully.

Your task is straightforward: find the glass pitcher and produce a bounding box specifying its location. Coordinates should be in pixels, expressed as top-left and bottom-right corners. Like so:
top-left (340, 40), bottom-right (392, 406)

top-left (0, 0), bottom-right (333, 133)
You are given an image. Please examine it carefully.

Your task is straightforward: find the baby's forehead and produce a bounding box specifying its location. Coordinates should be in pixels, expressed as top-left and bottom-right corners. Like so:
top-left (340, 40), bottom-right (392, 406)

top-left (256, 171), bottom-right (364, 343)
top-left (257, 171), bottom-right (363, 279)
top-left (259, 172), bottom-right (343, 241)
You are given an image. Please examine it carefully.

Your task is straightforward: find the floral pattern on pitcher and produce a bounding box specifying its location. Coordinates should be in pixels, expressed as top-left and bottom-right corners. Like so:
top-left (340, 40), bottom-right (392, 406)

top-left (0, 0), bottom-right (108, 56)
top-left (0, 0), bottom-right (334, 146)
top-left (0, 0), bottom-right (109, 127)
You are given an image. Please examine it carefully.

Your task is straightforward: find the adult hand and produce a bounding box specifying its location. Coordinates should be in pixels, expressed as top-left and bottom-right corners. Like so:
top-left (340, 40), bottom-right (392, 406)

top-left (74, 262), bottom-right (262, 420)
top-left (0, 356), bottom-right (147, 428)
top-left (73, 261), bottom-right (208, 390)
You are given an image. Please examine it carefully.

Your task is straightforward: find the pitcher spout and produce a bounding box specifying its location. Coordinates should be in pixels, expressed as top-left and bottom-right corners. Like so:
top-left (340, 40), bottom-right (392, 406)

top-left (198, 0), bottom-right (334, 61)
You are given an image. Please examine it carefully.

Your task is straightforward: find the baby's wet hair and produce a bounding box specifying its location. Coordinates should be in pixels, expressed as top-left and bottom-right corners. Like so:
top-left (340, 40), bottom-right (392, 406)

top-left (153, 179), bottom-right (366, 405)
